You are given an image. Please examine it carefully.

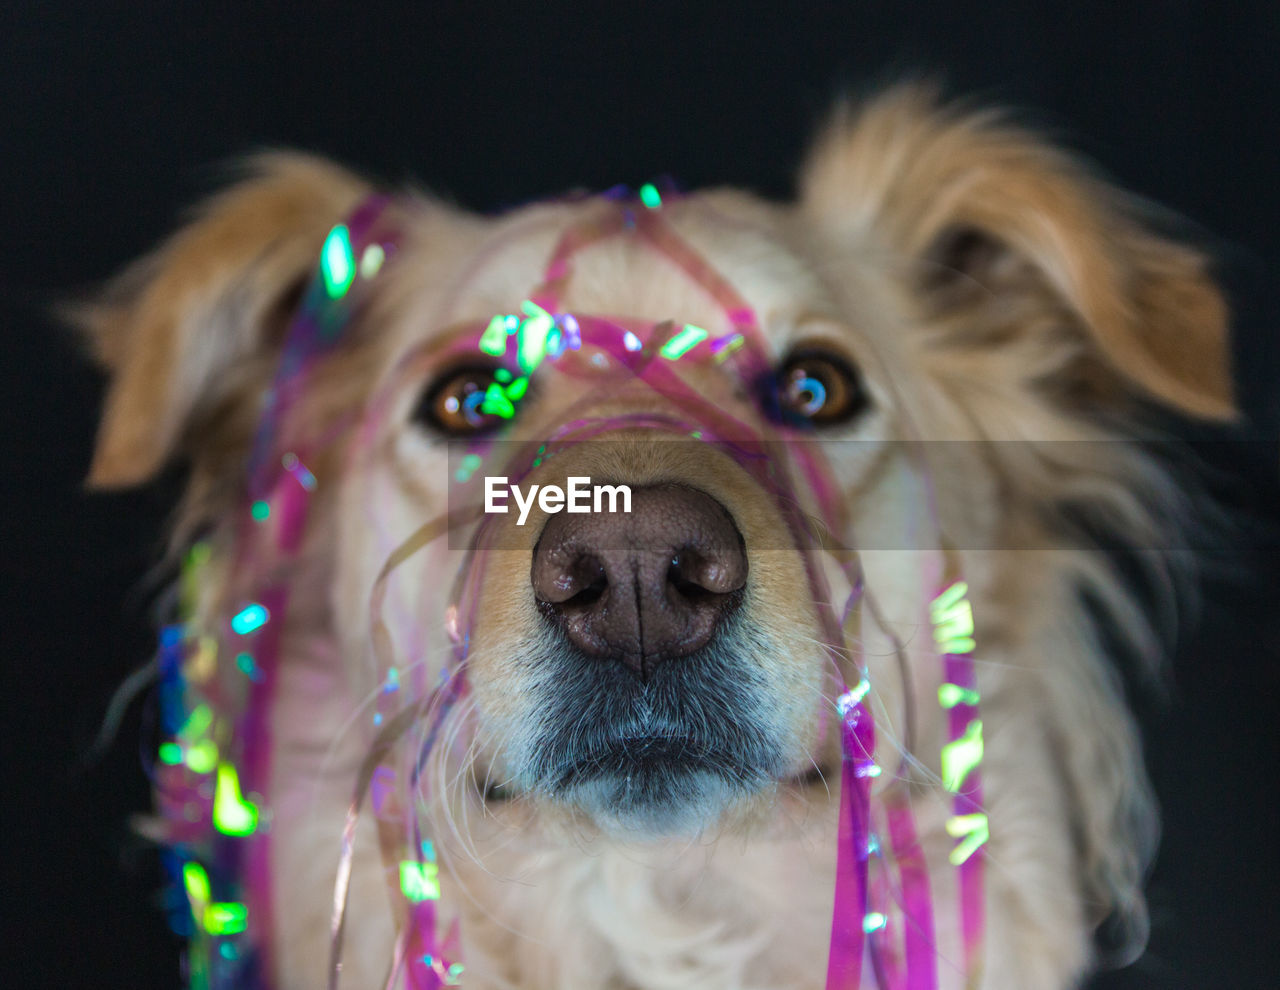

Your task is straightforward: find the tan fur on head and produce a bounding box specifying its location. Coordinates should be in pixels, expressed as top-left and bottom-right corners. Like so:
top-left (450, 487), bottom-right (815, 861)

top-left (82, 85), bottom-right (1235, 989)
top-left (801, 83), bottom-right (1234, 419)
top-left (74, 153), bottom-right (371, 488)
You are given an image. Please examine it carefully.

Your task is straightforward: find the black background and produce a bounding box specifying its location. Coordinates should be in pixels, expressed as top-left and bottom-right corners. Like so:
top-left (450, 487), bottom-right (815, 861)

top-left (4, 3), bottom-right (1277, 988)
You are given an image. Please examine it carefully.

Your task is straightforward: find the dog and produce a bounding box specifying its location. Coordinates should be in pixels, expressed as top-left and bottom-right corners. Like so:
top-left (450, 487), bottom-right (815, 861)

top-left (80, 85), bottom-right (1234, 989)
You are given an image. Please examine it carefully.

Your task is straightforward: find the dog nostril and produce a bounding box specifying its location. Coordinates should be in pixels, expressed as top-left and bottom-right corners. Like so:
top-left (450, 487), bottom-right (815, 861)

top-left (668, 555), bottom-right (694, 594)
top-left (535, 553), bottom-right (606, 605)
top-left (564, 568), bottom-right (608, 608)
top-left (668, 549), bottom-right (743, 599)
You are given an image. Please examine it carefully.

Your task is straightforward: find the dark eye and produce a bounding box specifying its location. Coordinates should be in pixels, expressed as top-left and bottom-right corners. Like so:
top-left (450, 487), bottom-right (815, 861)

top-left (773, 348), bottom-right (868, 427)
top-left (414, 363), bottom-right (528, 436)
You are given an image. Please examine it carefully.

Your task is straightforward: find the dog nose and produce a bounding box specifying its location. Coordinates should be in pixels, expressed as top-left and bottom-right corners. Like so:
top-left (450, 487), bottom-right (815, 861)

top-left (531, 485), bottom-right (748, 678)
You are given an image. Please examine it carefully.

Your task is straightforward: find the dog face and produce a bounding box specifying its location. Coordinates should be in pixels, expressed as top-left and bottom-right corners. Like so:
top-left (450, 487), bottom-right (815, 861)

top-left (81, 86), bottom-right (1234, 983)
top-left (333, 194), bottom-right (900, 837)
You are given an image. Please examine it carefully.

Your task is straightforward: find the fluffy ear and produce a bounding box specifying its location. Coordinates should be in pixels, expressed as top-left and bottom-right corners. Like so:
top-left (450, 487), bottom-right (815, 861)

top-left (71, 153), bottom-right (373, 488)
top-left (799, 84), bottom-right (1235, 420)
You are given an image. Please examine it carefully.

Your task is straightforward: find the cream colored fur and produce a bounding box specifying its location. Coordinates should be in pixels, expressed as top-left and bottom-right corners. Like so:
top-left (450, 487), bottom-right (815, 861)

top-left (82, 86), bottom-right (1233, 989)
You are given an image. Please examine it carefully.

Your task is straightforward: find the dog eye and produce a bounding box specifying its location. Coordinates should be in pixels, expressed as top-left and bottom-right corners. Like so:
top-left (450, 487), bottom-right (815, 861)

top-left (773, 348), bottom-right (868, 427)
top-left (414, 363), bottom-right (526, 436)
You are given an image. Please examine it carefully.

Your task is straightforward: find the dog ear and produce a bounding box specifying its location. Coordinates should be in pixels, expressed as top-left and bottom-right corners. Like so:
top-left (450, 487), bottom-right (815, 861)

top-left (71, 153), bottom-right (373, 488)
top-left (799, 84), bottom-right (1235, 420)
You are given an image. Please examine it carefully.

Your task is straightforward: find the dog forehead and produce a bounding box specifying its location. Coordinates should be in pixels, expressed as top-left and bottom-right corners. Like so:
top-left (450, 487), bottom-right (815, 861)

top-left (386, 189), bottom-right (834, 348)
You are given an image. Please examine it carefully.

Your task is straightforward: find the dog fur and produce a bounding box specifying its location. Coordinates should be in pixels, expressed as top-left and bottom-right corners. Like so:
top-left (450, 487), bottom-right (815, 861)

top-left (81, 85), bottom-right (1234, 989)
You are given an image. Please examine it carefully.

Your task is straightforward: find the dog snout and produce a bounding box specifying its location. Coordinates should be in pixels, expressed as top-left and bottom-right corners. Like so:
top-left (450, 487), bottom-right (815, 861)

top-left (530, 484), bottom-right (748, 679)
